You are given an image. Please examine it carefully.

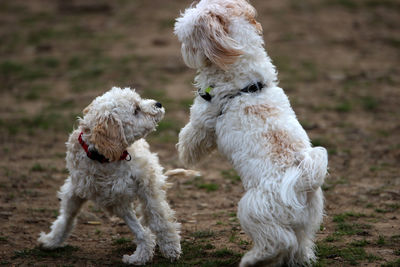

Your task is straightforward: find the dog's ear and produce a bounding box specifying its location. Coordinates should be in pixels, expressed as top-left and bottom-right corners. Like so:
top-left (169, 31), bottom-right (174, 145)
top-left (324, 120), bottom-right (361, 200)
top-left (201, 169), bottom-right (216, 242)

top-left (175, 10), bottom-right (243, 70)
top-left (89, 113), bottom-right (128, 161)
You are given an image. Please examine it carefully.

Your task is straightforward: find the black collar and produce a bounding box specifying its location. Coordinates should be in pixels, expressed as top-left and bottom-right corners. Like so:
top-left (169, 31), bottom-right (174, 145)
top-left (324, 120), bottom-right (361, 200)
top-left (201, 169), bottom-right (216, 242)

top-left (78, 132), bottom-right (131, 163)
top-left (198, 82), bottom-right (264, 102)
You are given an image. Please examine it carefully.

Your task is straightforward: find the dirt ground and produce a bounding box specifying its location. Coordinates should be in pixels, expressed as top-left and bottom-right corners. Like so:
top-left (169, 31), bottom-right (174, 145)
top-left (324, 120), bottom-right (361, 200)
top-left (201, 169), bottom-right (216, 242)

top-left (0, 0), bottom-right (399, 266)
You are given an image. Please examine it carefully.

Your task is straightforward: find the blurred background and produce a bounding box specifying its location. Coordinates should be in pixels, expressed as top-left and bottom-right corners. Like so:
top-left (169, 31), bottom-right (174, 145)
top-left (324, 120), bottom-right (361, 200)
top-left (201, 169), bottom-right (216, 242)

top-left (0, 0), bottom-right (399, 266)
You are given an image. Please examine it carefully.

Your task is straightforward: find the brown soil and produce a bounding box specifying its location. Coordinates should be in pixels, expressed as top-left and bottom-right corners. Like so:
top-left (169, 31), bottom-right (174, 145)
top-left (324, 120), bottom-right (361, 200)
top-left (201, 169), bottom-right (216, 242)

top-left (0, 0), bottom-right (399, 266)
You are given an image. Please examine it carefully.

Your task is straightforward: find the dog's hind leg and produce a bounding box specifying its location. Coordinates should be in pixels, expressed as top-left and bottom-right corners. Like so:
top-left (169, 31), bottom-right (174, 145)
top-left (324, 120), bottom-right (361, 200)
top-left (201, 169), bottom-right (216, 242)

top-left (38, 178), bottom-right (86, 249)
top-left (115, 208), bottom-right (156, 265)
top-left (294, 188), bottom-right (324, 265)
top-left (136, 178), bottom-right (181, 260)
top-left (237, 190), bottom-right (298, 267)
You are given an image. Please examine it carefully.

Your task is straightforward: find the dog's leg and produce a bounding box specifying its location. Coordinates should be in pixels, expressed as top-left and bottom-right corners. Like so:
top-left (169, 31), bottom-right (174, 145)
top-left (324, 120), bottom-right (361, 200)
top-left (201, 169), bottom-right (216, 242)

top-left (177, 98), bottom-right (218, 166)
top-left (116, 208), bottom-right (156, 265)
top-left (137, 180), bottom-right (181, 260)
top-left (294, 187), bottom-right (324, 265)
top-left (238, 189), bottom-right (298, 267)
top-left (178, 122), bottom-right (216, 166)
top-left (38, 178), bottom-right (85, 249)
top-left (296, 147), bottom-right (328, 192)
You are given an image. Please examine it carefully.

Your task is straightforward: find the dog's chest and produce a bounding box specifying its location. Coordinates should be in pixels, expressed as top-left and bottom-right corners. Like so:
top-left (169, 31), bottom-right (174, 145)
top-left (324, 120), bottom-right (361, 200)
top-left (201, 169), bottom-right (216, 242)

top-left (72, 165), bottom-right (138, 205)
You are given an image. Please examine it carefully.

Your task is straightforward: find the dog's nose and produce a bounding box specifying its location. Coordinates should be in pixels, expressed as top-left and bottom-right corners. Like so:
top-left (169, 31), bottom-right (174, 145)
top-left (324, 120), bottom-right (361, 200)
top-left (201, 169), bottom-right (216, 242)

top-left (155, 102), bottom-right (162, 108)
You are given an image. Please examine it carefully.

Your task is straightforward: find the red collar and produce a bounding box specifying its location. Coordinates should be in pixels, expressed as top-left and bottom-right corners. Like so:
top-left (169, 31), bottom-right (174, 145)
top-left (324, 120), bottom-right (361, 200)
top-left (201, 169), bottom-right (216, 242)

top-left (78, 132), bottom-right (130, 163)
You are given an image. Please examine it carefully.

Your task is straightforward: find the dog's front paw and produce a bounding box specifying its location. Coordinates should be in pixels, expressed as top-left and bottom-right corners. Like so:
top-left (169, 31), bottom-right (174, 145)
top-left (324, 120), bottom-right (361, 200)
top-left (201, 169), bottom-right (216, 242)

top-left (122, 239), bottom-right (155, 265)
top-left (37, 232), bottom-right (62, 250)
top-left (122, 251), bottom-right (153, 265)
top-left (159, 241), bottom-right (181, 261)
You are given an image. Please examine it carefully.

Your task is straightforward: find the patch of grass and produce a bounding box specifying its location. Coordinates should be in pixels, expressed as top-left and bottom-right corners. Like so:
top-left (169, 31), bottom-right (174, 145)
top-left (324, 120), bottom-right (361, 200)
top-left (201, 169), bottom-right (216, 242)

top-left (364, 0), bottom-right (400, 10)
top-left (349, 239), bottom-right (369, 247)
top-left (200, 258), bottom-right (241, 267)
top-left (365, 203), bottom-right (375, 208)
top-left (212, 248), bottom-right (240, 257)
top-left (191, 230), bottom-right (215, 239)
top-left (383, 37), bottom-right (400, 48)
top-left (0, 60), bottom-right (24, 77)
top-left (324, 235), bottom-right (341, 242)
top-left (377, 235), bottom-right (386, 246)
top-left (360, 96), bottom-right (378, 111)
top-left (113, 237), bottom-right (131, 245)
top-left (335, 100), bottom-right (352, 112)
top-left (221, 169), bottom-right (241, 184)
top-left (52, 210), bottom-right (59, 218)
top-left (179, 98), bottom-right (194, 110)
top-left (45, 99), bottom-right (76, 110)
top-left (2, 111), bottom-right (76, 134)
top-left (197, 183), bottom-right (219, 192)
top-left (375, 204), bottom-right (400, 213)
top-left (332, 211), bottom-right (367, 223)
top-left (24, 84), bottom-right (50, 100)
top-left (13, 245), bottom-right (79, 259)
top-left (311, 138), bottom-right (329, 147)
top-left (189, 176), bottom-right (219, 192)
top-left (34, 56), bottom-right (60, 68)
top-left (335, 222), bottom-right (372, 236)
top-left (31, 163), bottom-right (45, 172)
top-left (180, 240), bottom-right (208, 259)
top-left (315, 242), bottom-right (380, 266)
top-left (156, 119), bottom-right (181, 133)
top-left (27, 28), bottom-right (60, 44)
top-left (322, 177), bottom-right (349, 191)
top-left (300, 60), bottom-right (318, 81)
top-left (0, 60), bottom-right (47, 82)
top-left (158, 18), bottom-right (175, 30)
top-left (381, 259), bottom-right (400, 267)
top-left (204, 243), bottom-right (215, 250)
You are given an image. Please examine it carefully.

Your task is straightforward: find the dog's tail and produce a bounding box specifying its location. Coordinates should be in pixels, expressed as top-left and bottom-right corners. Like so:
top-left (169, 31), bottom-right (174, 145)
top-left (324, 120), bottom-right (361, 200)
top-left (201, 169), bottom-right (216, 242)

top-left (164, 168), bottom-right (201, 178)
top-left (280, 147), bottom-right (328, 209)
top-left (163, 168), bottom-right (201, 189)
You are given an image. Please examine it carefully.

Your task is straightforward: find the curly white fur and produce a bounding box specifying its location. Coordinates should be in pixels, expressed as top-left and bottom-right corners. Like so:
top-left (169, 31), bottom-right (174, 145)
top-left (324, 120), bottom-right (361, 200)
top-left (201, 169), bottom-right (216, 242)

top-left (38, 87), bottom-right (181, 265)
top-left (175, 1), bottom-right (328, 266)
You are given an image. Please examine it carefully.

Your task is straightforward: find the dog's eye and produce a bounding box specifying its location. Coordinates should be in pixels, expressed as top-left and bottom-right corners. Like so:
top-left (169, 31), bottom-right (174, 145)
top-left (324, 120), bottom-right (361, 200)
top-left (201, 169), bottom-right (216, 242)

top-left (134, 107), bottom-right (141, 115)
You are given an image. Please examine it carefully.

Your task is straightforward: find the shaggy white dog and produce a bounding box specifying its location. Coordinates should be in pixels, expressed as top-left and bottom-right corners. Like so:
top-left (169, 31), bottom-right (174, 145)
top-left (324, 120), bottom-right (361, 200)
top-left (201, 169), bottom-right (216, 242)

top-left (38, 87), bottom-right (182, 265)
top-left (174, 0), bottom-right (328, 266)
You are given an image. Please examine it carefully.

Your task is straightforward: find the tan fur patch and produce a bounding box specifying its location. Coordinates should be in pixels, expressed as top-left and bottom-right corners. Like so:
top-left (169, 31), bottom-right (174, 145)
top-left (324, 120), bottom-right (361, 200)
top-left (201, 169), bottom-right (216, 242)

top-left (244, 104), bottom-right (280, 121)
top-left (90, 115), bottom-right (128, 161)
top-left (263, 130), bottom-right (307, 165)
top-left (226, 0), bottom-right (262, 34)
top-left (83, 103), bottom-right (92, 115)
top-left (199, 12), bottom-right (243, 69)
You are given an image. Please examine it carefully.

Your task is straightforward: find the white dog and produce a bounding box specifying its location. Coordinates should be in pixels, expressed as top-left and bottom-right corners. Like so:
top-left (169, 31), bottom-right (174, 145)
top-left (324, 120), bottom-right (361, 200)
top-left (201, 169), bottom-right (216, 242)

top-left (38, 87), bottom-right (182, 265)
top-left (174, 0), bottom-right (328, 266)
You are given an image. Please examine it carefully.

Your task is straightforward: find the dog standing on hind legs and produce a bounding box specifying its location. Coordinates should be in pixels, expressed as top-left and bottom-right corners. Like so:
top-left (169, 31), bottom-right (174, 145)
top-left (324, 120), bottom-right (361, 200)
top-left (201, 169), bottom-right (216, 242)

top-left (38, 87), bottom-right (182, 265)
top-left (174, 0), bottom-right (328, 266)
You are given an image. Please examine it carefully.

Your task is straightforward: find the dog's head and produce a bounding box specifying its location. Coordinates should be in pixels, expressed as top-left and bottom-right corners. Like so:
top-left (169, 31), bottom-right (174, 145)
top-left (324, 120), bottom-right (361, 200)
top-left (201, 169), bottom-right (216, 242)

top-left (80, 87), bottom-right (164, 161)
top-left (174, 0), bottom-right (262, 70)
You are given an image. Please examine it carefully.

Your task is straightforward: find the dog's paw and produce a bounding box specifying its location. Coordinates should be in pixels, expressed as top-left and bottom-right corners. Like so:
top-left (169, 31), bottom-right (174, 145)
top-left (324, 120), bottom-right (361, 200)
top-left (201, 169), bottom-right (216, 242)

top-left (122, 252), bottom-right (153, 265)
top-left (37, 232), bottom-right (62, 250)
top-left (122, 239), bottom-right (155, 265)
top-left (159, 241), bottom-right (182, 261)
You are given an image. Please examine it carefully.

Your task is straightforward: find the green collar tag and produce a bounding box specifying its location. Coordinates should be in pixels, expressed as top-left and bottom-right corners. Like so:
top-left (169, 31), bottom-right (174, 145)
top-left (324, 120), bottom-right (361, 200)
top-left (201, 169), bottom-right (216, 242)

top-left (205, 86), bottom-right (213, 94)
